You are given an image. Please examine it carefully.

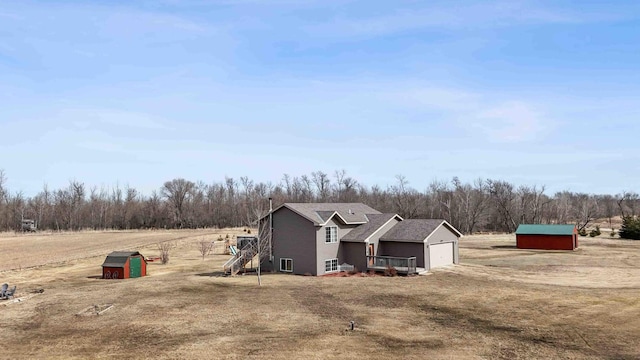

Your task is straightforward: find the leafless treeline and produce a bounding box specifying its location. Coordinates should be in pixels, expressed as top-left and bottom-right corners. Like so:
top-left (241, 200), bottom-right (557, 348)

top-left (0, 169), bottom-right (638, 234)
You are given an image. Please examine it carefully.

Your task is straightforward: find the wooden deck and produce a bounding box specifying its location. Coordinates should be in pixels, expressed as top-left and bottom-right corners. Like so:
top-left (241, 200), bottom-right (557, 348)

top-left (366, 256), bottom-right (418, 275)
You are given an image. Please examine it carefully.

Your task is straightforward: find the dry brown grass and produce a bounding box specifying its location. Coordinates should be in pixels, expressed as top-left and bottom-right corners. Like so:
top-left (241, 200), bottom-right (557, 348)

top-left (0, 231), bottom-right (639, 359)
top-left (0, 229), bottom-right (245, 271)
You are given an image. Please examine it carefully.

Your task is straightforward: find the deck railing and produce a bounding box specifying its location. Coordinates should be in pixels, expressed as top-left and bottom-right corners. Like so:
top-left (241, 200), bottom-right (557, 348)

top-left (366, 256), bottom-right (417, 274)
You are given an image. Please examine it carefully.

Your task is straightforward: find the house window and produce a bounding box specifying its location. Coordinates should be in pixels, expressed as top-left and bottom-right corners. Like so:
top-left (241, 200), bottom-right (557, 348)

top-left (280, 258), bottom-right (293, 272)
top-left (325, 226), bottom-right (338, 243)
top-left (324, 258), bottom-right (338, 273)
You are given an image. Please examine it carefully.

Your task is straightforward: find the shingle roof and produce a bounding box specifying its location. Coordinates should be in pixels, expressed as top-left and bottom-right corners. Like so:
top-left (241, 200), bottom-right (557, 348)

top-left (380, 219), bottom-right (448, 242)
top-left (341, 214), bottom-right (400, 242)
top-left (316, 211), bottom-right (335, 223)
top-left (516, 224), bottom-right (576, 236)
top-left (102, 251), bottom-right (143, 268)
top-left (280, 203), bottom-right (381, 225)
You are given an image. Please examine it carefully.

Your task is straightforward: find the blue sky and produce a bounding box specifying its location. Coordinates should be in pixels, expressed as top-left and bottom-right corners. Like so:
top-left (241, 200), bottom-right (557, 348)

top-left (1, 0), bottom-right (639, 196)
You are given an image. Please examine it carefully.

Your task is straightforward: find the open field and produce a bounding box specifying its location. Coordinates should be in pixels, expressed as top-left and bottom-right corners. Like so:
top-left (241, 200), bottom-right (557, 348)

top-left (1, 231), bottom-right (639, 359)
top-left (0, 229), bottom-right (246, 272)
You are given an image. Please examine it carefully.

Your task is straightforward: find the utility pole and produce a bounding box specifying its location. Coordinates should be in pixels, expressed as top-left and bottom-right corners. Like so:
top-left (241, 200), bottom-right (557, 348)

top-left (257, 213), bottom-right (262, 286)
top-left (257, 197), bottom-right (273, 287)
top-left (269, 197), bottom-right (273, 261)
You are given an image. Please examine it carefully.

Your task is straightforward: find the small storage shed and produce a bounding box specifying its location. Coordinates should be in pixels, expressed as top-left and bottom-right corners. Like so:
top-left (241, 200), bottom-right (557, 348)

top-left (515, 224), bottom-right (578, 250)
top-left (102, 251), bottom-right (147, 279)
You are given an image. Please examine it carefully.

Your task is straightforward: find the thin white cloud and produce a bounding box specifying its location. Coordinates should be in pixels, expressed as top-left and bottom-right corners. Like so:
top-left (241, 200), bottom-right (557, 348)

top-left (76, 141), bottom-right (128, 154)
top-left (73, 50), bottom-right (97, 58)
top-left (99, 11), bottom-right (212, 37)
top-left (152, 0), bottom-right (337, 5)
top-left (470, 101), bottom-right (549, 142)
top-left (390, 87), bottom-right (479, 111)
top-left (61, 108), bottom-right (172, 130)
top-left (306, 1), bottom-right (633, 38)
top-left (0, 12), bottom-right (21, 20)
top-left (94, 110), bottom-right (172, 130)
top-left (386, 85), bottom-right (552, 142)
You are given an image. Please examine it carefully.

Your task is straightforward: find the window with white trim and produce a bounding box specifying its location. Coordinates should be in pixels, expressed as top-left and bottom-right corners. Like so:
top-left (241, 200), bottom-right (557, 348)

top-left (325, 226), bottom-right (338, 243)
top-left (280, 258), bottom-right (293, 272)
top-left (324, 258), bottom-right (338, 272)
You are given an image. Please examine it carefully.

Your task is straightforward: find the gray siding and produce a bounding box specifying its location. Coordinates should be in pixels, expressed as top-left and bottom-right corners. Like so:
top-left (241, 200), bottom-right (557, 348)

top-left (378, 241), bottom-right (425, 268)
top-left (425, 224), bottom-right (460, 269)
top-left (258, 219), bottom-right (274, 272)
top-left (338, 242), bottom-right (366, 273)
top-left (367, 217), bottom-right (400, 256)
top-left (315, 218), bottom-right (356, 275)
top-left (271, 207), bottom-right (317, 275)
top-left (268, 207), bottom-right (460, 275)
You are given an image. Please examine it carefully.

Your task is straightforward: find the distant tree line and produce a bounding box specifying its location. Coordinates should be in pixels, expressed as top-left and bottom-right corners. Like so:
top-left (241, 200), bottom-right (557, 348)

top-left (0, 169), bottom-right (638, 234)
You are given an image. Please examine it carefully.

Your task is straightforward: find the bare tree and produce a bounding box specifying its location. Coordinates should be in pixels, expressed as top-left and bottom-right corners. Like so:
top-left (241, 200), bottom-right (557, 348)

top-left (311, 171), bottom-right (331, 201)
top-left (157, 241), bottom-right (175, 264)
top-left (0, 169), bottom-right (6, 204)
top-left (428, 180), bottom-right (454, 224)
top-left (487, 179), bottom-right (518, 232)
top-left (617, 191), bottom-right (639, 218)
top-left (454, 177), bottom-right (488, 234)
top-left (571, 193), bottom-right (598, 231)
top-left (300, 175), bottom-right (314, 202)
top-left (601, 195), bottom-right (617, 229)
top-left (197, 238), bottom-right (213, 260)
top-left (553, 191), bottom-right (572, 224)
top-left (162, 178), bottom-right (195, 228)
top-left (69, 180), bottom-right (85, 230)
top-left (254, 198), bottom-right (275, 286)
top-left (0, 170), bottom-right (7, 230)
top-left (1, 169), bottom-right (639, 235)
top-left (339, 175), bottom-right (359, 202)
top-left (8, 191), bottom-right (25, 232)
top-left (333, 169), bottom-right (346, 200)
top-left (391, 175), bottom-right (419, 219)
top-left (530, 185), bottom-right (549, 224)
top-left (124, 185), bottom-right (139, 229)
top-left (224, 177), bottom-right (239, 226)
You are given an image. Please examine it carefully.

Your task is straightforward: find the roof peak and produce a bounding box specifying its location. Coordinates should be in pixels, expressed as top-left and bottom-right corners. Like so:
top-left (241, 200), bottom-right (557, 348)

top-left (278, 203), bottom-right (381, 225)
top-left (283, 202), bottom-right (368, 205)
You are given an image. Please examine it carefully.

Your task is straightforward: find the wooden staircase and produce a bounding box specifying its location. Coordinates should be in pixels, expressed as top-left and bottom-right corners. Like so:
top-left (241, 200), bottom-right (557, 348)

top-left (223, 237), bottom-right (269, 276)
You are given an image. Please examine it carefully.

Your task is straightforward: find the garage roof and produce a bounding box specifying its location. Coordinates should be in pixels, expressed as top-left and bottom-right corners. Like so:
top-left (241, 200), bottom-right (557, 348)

top-left (515, 224), bottom-right (576, 235)
top-left (380, 219), bottom-right (461, 242)
top-left (102, 251), bottom-right (143, 268)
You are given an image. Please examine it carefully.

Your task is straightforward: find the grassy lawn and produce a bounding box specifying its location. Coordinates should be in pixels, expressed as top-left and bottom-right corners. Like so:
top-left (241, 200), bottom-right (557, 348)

top-left (0, 231), bottom-right (638, 359)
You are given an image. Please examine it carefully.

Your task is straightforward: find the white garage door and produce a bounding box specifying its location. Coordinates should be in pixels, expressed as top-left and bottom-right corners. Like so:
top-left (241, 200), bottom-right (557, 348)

top-left (429, 242), bottom-right (454, 269)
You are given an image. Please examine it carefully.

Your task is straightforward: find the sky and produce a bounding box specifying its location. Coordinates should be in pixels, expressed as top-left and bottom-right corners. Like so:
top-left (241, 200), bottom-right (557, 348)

top-left (1, 0), bottom-right (640, 197)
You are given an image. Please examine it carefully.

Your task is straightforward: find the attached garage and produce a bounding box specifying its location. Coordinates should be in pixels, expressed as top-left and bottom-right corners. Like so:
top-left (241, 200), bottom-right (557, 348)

top-left (379, 219), bottom-right (462, 272)
top-left (515, 224), bottom-right (578, 250)
top-left (102, 251), bottom-right (148, 279)
top-left (428, 242), bottom-right (454, 269)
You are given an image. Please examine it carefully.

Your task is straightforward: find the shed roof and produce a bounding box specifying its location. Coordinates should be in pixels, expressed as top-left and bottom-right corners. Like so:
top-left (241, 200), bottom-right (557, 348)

top-left (102, 251), bottom-right (143, 268)
top-left (276, 203), bottom-right (381, 226)
top-left (515, 224), bottom-right (576, 236)
top-left (341, 214), bottom-right (401, 242)
top-left (380, 219), bottom-right (460, 242)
